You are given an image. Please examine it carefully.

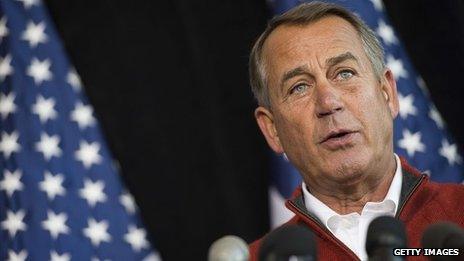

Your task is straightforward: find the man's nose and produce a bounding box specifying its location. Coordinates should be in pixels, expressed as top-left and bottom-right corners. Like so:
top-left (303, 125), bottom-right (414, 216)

top-left (314, 81), bottom-right (344, 118)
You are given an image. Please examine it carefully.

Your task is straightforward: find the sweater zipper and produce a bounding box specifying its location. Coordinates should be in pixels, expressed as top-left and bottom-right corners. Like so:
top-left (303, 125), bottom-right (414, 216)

top-left (395, 174), bottom-right (425, 218)
top-left (286, 174), bottom-right (425, 260)
top-left (287, 201), bottom-right (361, 261)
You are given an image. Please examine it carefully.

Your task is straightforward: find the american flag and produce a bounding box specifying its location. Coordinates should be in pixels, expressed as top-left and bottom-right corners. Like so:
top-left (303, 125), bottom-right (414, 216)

top-left (267, 0), bottom-right (464, 227)
top-left (0, 0), bottom-right (160, 260)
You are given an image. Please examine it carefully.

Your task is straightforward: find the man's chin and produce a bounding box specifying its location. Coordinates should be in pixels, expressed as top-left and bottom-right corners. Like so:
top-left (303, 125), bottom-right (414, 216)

top-left (321, 152), bottom-right (371, 184)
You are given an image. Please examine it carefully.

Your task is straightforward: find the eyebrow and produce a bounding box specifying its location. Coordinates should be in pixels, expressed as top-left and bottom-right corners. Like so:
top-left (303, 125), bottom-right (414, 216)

top-left (325, 52), bottom-right (359, 68)
top-left (279, 52), bottom-right (360, 92)
top-left (280, 65), bottom-right (311, 90)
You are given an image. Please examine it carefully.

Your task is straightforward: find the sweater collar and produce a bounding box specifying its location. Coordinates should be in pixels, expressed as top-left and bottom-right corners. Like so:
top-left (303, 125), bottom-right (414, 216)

top-left (287, 157), bottom-right (424, 225)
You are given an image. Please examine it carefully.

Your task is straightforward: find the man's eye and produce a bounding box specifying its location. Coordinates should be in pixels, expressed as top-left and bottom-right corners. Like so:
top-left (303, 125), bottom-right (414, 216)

top-left (290, 83), bottom-right (308, 94)
top-left (337, 70), bottom-right (354, 80)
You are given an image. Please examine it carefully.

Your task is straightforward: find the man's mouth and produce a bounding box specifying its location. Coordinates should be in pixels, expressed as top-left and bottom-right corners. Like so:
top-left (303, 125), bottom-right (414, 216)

top-left (320, 129), bottom-right (358, 148)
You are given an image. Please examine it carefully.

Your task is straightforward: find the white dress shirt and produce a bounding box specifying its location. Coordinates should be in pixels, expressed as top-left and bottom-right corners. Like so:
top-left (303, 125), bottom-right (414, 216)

top-left (302, 154), bottom-right (403, 261)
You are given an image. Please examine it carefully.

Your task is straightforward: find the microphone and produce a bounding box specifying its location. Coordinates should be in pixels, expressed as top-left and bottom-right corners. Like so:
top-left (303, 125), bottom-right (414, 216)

top-left (258, 224), bottom-right (316, 261)
top-left (208, 235), bottom-right (249, 261)
top-left (366, 216), bottom-right (407, 261)
top-left (421, 221), bottom-right (464, 260)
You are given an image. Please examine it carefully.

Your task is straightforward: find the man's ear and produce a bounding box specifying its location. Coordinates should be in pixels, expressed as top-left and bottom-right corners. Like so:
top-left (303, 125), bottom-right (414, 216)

top-left (381, 69), bottom-right (399, 119)
top-left (255, 106), bottom-right (285, 154)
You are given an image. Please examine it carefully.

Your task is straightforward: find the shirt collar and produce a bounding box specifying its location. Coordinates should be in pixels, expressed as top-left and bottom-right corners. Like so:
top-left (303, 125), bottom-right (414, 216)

top-left (302, 154), bottom-right (403, 227)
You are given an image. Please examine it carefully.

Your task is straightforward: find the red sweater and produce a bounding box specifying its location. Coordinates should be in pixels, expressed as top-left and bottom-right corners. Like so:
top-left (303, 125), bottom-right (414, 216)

top-left (249, 158), bottom-right (464, 261)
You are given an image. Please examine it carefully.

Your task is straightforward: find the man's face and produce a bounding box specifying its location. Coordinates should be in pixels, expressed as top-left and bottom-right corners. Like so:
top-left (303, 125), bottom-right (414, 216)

top-left (255, 16), bottom-right (399, 186)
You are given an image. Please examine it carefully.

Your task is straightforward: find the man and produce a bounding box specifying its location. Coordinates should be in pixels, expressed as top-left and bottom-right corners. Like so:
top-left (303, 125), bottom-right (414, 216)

top-left (248, 2), bottom-right (464, 260)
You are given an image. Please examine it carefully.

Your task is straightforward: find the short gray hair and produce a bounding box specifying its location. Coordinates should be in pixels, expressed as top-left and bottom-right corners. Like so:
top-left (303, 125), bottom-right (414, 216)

top-left (249, 1), bottom-right (385, 108)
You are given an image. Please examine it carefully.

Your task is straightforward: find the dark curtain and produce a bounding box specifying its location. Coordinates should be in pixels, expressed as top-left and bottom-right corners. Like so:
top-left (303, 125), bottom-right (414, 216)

top-left (43, 0), bottom-right (464, 260)
top-left (44, 0), bottom-right (271, 260)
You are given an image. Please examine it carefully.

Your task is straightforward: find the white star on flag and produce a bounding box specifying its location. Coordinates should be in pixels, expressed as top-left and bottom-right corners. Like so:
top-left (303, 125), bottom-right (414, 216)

top-left (369, 0), bottom-right (383, 11)
top-left (31, 95), bottom-right (58, 123)
top-left (0, 169), bottom-right (23, 197)
top-left (429, 105), bottom-right (445, 129)
top-left (422, 170), bottom-right (431, 177)
top-left (386, 55), bottom-right (408, 80)
top-left (39, 171), bottom-right (66, 200)
top-left (7, 250), bottom-right (28, 261)
top-left (376, 20), bottom-right (397, 45)
top-left (0, 131), bottom-right (21, 159)
top-left (35, 132), bottom-right (62, 160)
top-left (79, 178), bottom-right (107, 207)
top-left (120, 191), bottom-right (137, 214)
top-left (42, 210), bottom-right (70, 239)
top-left (67, 69), bottom-right (82, 91)
top-left (21, 21), bottom-right (47, 47)
top-left (15, 0), bottom-right (39, 9)
top-left (1, 209), bottom-right (27, 237)
top-left (75, 140), bottom-right (102, 168)
top-left (143, 252), bottom-right (162, 261)
top-left (71, 102), bottom-right (96, 129)
top-left (0, 16), bottom-right (9, 41)
top-left (416, 76), bottom-right (430, 97)
top-left (50, 251), bottom-right (71, 261)
top-left (439, 139), bottom-right (462, 165)
top-left (124, 225), bottom-right (150, 252)
top-left (0, 54), bottom-right (13, 81)
top-left (398, 129), bottom-right (426, 157)
top-left (27, 57), bottom-right (52, 85)
top-left (0, 92), bottom-right (17, 119)
top-left (83, 218), bottom-right (111, 247)
top-left (398, 93), bottom-right (417, 119)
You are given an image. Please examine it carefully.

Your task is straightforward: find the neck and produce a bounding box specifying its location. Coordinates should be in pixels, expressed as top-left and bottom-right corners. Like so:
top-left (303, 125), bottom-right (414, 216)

top-left (305, 154), bottom-right (397, 215)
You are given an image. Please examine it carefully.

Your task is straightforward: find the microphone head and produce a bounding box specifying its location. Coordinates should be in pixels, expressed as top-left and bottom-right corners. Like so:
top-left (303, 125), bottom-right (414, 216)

top-left (258, 224), bottom-right (316, 261)
top-left (366, 216), bottom-right (407, 257)
top-left (208, 235), bottom-right (249, 261)
top-left (421, 221), bottom-right (464, 249)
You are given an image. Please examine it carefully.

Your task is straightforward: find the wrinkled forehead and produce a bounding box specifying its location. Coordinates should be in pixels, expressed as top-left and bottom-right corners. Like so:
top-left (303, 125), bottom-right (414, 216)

top-left (261, 16), bottom-right (369, 86)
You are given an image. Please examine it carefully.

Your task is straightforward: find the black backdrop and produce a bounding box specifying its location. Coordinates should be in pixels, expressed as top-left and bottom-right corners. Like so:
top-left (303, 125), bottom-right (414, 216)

top-left (43, 0), bottom-right (464, 260)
